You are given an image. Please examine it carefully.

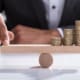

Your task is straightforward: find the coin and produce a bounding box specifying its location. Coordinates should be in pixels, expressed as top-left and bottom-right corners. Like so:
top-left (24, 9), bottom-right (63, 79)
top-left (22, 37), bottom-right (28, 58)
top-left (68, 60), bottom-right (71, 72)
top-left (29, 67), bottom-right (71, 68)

top-left (39, 53), bottom-right (53, 68)
top-left (75, 20), bottom-right (80, 29)
top-left (75, 20), bottom-right (80, 45)
top-left (63, 29), bottom-right (73, 45)
top-left (51, 37), bottom-right (62, 46)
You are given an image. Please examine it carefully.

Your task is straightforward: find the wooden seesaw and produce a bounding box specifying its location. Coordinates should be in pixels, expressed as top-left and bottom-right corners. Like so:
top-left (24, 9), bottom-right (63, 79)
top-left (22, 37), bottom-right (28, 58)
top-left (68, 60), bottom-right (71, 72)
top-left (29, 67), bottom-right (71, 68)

top-left (0, 44), bottom-right (80, 68)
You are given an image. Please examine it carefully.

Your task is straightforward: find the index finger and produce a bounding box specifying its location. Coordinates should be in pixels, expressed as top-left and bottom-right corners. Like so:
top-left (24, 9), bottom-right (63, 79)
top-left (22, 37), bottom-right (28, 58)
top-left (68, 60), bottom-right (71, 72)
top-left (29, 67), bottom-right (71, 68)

top-left (0, 15), bottom-right (9, 45)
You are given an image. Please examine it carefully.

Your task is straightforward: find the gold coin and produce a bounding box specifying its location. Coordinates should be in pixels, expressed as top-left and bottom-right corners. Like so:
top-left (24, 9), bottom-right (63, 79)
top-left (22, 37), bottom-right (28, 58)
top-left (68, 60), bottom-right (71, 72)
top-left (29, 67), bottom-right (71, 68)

top-left (75, 20), bottom-right (80, 28)
top-left (51, 37), bottom-right (62, 46)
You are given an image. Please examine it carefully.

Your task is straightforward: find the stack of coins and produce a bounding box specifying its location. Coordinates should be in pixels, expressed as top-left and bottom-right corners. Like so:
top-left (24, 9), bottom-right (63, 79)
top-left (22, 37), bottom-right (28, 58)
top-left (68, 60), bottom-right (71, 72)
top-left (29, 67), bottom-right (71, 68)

top-left (51, 37), bottom-right (62, 46)
top-left (75, 20), bottom-right (80, 46)
top-left (63, 29), bottom-right (73, 46)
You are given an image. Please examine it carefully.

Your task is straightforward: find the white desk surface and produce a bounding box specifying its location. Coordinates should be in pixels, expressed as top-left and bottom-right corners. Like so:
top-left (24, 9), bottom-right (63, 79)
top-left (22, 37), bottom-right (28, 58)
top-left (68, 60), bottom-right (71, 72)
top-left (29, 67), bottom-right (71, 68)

top-left (0, 53), bottom-right (80, 80)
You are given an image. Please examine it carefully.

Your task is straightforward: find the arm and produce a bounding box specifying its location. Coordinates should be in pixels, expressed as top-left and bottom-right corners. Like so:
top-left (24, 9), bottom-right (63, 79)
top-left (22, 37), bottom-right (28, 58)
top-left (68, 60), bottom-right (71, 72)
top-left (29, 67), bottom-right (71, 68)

top-left (11, 25), bottom-right (61, 44)
top-left (0, 18), bottom-right (61, 45)
top-left (0, 14), bottom-right (61, 45)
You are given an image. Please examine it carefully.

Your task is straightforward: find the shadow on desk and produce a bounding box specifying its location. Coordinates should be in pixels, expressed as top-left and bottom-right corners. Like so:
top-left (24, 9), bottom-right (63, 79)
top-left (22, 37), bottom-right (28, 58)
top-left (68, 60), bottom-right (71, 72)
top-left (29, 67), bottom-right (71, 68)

top-left (0, 69), bottom-right (78, 80)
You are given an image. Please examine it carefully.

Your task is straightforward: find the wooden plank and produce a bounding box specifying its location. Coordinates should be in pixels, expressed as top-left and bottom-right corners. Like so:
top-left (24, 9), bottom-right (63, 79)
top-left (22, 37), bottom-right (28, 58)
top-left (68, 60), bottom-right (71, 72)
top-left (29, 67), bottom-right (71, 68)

top-left (0, 44), bottom-right (80, 54)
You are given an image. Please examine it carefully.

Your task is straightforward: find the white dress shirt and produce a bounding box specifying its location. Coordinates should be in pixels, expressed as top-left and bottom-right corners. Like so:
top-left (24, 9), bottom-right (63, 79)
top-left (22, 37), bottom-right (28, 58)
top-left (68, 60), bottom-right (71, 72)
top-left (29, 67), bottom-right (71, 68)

top-left (43, 0), bottom-right (65, 28)
top-left (42, 0), bottom-right (65, 37)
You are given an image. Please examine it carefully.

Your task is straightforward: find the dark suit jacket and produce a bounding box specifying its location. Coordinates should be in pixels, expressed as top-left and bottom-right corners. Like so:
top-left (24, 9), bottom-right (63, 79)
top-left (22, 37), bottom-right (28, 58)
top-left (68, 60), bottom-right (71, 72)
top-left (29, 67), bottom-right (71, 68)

top-left (0, 0), bottom-right (80, 30)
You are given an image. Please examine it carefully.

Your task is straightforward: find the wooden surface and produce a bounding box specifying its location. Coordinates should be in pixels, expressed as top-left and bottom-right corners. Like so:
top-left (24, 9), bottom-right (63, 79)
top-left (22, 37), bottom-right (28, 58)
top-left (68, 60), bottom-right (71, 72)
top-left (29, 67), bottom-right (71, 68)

top-left (0, 44), bottom-right (80, 54)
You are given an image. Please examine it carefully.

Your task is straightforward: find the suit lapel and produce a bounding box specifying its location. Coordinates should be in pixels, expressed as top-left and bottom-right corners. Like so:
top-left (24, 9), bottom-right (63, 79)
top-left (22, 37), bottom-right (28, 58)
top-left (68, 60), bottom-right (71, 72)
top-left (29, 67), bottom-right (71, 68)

top-left (59, 0), bottom-right (69, 26)
top-left (59, 0), bottom-right (76, 27)
top-left (31, 0), bottom-right (48, 29)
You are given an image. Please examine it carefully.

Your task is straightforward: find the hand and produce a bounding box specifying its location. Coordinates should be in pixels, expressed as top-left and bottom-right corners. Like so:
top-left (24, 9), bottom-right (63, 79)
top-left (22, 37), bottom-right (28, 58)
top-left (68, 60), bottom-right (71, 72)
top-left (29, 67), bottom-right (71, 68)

top-left (11, 25), bottom-right (61, 44)
top-left (0, 15), bottom-right (14, 45)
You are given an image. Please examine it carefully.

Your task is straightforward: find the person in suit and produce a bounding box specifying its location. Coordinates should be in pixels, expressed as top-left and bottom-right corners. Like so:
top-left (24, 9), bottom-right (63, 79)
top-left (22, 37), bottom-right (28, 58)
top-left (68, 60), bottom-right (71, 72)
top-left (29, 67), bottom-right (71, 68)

top-left (0, 0), bottom-right (80, 45)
